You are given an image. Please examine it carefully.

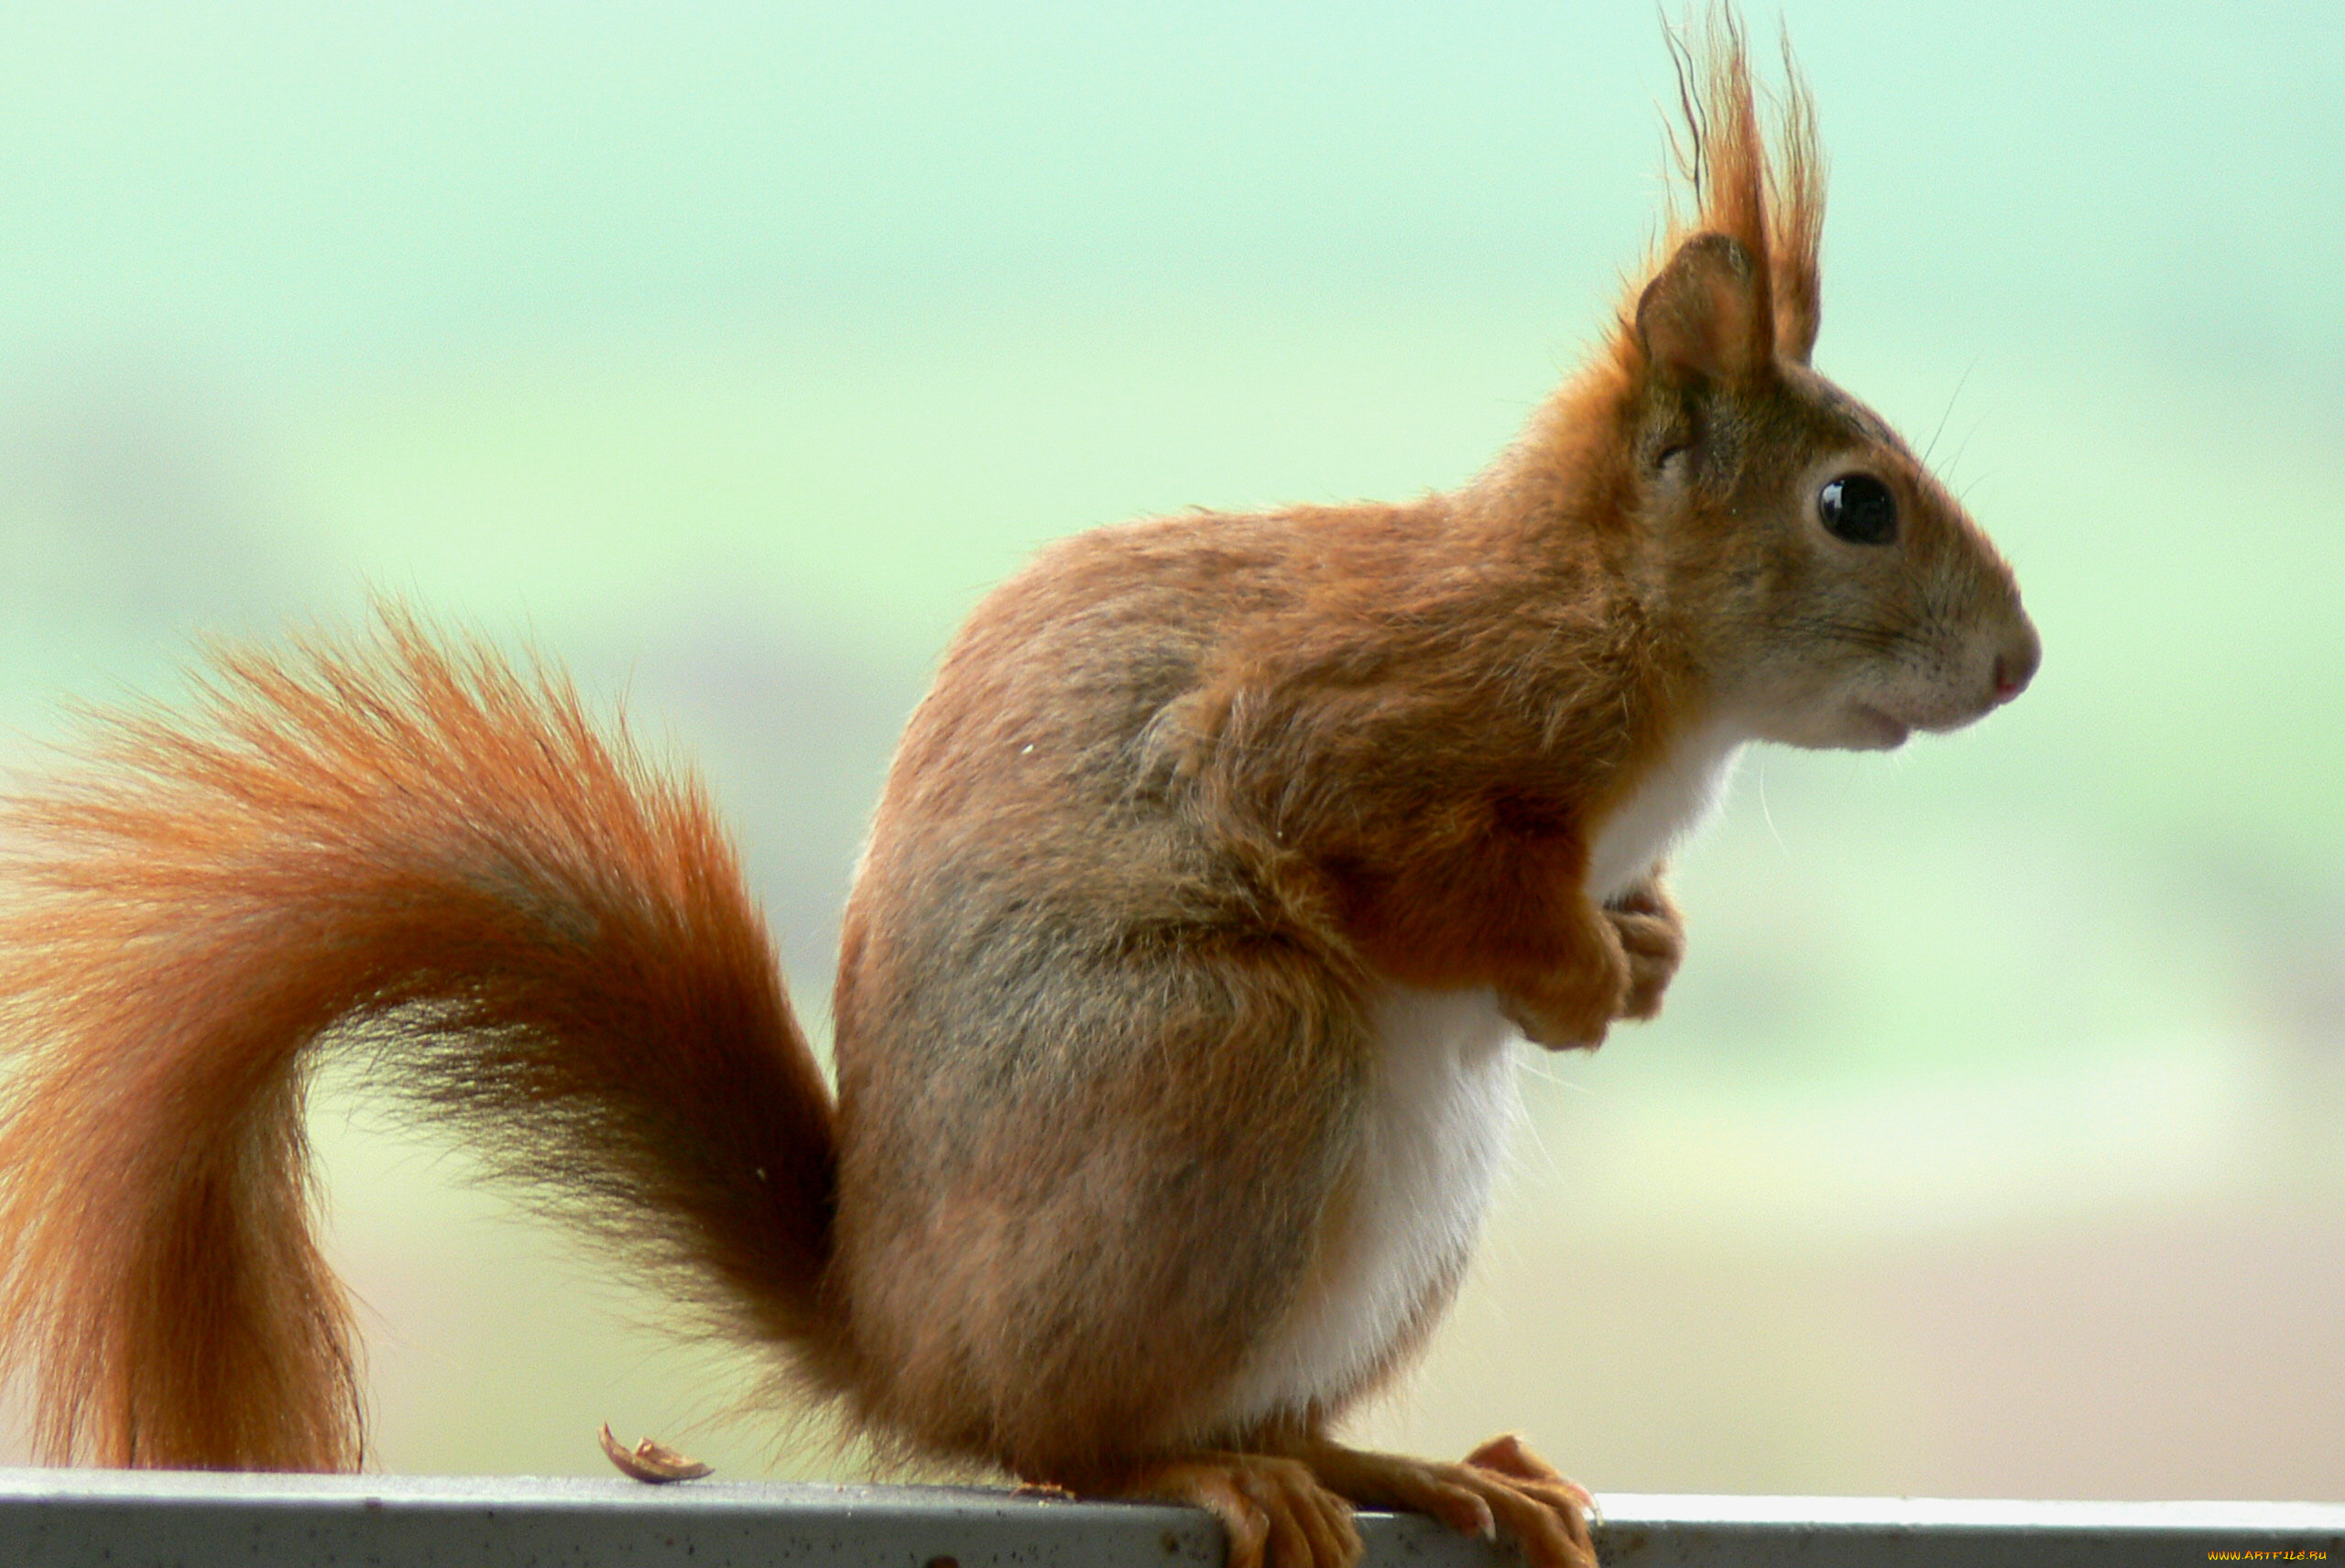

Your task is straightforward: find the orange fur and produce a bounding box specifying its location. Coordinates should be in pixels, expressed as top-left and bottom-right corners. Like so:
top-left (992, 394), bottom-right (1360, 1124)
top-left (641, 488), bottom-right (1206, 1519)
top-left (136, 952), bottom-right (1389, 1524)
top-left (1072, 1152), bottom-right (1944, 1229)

top-left (0, 609), bottom-right (841, 1467)
top-left (0, 15), bottom-right (2034, 1568)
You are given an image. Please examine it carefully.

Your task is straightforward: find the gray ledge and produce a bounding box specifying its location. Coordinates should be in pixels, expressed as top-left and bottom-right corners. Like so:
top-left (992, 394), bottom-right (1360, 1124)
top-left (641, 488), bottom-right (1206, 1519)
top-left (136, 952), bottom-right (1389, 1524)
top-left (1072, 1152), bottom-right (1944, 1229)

top-left (0, 1468), bottom-right (2340, 1566)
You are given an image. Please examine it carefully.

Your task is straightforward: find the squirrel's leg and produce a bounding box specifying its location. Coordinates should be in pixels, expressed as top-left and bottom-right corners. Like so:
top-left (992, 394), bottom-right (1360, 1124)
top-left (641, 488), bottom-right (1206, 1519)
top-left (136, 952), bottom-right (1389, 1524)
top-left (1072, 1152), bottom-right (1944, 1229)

top-left (1285, 1435), bottom-right (1597, 1568)
top-left (1604, 874), bottom-right (1684, 1021)
top-left (1091, 1453), bottom-right (1365, 1568)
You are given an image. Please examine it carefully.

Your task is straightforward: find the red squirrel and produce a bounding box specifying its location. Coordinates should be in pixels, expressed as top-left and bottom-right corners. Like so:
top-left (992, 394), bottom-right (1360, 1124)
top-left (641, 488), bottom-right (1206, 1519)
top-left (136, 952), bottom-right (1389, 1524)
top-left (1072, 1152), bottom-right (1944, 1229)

top-left (0, 17), bottom-right (2035, 1568)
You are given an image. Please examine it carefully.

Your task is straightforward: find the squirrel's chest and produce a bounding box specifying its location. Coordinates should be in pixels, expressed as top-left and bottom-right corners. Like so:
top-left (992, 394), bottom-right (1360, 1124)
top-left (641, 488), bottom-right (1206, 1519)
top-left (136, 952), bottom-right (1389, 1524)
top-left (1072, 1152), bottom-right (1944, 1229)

top-left (1215, 985), bottom-right (1519, 1428)
top-left (1584, 721), bottom-right (1746, 902)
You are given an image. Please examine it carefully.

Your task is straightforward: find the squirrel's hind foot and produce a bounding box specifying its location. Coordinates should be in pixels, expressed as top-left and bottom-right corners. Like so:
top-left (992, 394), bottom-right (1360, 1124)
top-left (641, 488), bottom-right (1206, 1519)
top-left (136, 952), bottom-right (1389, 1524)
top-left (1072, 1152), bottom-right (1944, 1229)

top-left (1077, 1453), bottom-right (1364, 1568)
top-left (1070, 1434), bottom-right (1594, 1568)
top-left (1295, 1435), bottom-right (1596, 1568)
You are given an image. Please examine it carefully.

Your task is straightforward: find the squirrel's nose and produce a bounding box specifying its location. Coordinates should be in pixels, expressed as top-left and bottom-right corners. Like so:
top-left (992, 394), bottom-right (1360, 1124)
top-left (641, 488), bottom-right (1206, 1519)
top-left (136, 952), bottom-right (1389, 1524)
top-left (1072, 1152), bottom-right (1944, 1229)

top-left (1991, 619), bottom-right (2041, 704)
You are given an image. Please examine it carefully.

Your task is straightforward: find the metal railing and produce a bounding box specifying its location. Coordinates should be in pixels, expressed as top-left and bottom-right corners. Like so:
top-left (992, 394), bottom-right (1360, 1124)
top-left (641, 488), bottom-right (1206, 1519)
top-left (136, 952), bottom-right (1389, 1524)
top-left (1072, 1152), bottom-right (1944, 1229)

top-left (2, 1467), bottom-right (2339, 1565)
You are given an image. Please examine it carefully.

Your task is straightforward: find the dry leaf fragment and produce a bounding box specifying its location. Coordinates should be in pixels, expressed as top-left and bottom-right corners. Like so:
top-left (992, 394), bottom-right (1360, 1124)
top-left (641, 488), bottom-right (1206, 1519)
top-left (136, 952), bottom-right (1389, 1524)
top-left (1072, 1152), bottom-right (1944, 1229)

top-left (598, 1421), bottom-right (714, 1482)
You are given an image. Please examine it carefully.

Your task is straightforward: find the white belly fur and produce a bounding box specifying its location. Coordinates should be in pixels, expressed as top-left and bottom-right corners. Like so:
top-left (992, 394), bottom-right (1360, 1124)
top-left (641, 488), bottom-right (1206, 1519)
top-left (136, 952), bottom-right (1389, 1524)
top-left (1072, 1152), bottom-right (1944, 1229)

top-left (1216, 984), bottom-right (1519, 1428)
top-left (1214, 722), bottom-right (1745, 1428)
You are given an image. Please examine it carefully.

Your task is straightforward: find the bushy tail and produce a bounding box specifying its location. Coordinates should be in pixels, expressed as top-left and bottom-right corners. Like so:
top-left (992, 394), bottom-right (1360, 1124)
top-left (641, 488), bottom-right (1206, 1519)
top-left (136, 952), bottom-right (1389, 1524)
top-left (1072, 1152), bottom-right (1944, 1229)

top-left (0, 607), bottom-right (841, 1469)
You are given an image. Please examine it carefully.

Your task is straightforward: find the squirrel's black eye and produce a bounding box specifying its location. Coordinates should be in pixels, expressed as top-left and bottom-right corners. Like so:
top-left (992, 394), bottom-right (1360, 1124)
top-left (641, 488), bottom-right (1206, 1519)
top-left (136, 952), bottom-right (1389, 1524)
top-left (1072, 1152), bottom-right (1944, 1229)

top-left (1818, 473), bottom-right (1897, 545)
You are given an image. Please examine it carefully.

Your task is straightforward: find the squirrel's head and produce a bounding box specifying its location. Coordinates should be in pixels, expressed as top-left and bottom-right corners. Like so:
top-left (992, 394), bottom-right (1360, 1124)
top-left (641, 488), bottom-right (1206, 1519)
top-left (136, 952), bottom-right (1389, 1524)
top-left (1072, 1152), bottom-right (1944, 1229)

top-left (1600, 12), bottom-right (2038, 753)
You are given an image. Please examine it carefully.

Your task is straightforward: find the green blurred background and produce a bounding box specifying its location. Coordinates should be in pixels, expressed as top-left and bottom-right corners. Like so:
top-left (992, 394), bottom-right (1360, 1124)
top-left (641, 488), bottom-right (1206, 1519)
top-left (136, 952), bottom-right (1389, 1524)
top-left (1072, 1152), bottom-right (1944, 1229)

top-left (0, 0), bottom-right (2339, 1500)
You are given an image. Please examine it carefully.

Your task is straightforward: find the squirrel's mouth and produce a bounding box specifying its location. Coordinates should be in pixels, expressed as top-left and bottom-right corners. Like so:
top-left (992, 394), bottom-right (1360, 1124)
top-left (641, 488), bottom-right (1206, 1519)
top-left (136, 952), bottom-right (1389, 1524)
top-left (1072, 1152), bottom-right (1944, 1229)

top-left (1853, 688), bottom-right (2011, 747)
top-left (1846, 702), bottom-right (1912, 750)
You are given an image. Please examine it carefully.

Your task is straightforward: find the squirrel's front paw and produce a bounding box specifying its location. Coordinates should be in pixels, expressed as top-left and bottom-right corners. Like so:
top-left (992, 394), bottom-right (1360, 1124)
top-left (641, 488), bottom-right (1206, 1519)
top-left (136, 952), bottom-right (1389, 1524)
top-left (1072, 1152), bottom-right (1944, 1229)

top-left (1499, 945), bottom-right (1629, 1051)
top-left (1604, 880), bottom-right (1683, 1021)
top-left (1499, 994), bottom-right (1607, 1051)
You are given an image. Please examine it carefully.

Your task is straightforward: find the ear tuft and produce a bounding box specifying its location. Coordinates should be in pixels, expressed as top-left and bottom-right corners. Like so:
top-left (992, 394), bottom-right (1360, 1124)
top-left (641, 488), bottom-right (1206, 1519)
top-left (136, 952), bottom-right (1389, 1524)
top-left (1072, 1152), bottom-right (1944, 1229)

top-left (1634, 231), bottom-right (1771, 390)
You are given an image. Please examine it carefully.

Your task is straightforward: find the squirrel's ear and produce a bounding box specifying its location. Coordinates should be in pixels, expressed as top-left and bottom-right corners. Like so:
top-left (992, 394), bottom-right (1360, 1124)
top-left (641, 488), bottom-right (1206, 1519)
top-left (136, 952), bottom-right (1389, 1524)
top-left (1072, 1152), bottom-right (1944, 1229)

top-left (1635, 232), bottom-right (1772, 390)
